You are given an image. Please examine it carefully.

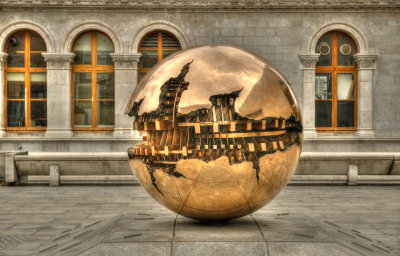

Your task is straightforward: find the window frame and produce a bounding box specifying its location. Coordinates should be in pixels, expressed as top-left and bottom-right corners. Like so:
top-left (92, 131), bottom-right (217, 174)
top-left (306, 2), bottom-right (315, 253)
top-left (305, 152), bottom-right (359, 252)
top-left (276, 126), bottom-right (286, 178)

top-left (138, 31), bottom-right (181, 82)
top-left (4, 30), bottom-right (47, 132)
top-left (71, 31), bottom-right (115, 132)
top-left (315, 31), bottom-right (358, 132)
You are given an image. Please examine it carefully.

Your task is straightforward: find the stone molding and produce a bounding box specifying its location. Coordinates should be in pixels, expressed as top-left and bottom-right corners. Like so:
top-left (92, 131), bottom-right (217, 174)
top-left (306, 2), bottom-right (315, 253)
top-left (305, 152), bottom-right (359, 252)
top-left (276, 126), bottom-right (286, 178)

top-left (42, 53), bottom-right (75, 70)
top-left (130, 20), bottom-right (189, 53)
top-left (0, 52), bottom-right (8, 68)
top-left (0, 20), bottom-right (55, 53)
top-left (299, 54), bottom-right (319, 70)
top-left (354, 54), bottom-right (377, 70)
top-left (308, 21), bottom-right (368, 54)
top-left (0, 0), bottom-right (398, 9)
top-left (110, 53), bottom-right (141, 70)
top-left (61, 20), bottom-right (122, 53)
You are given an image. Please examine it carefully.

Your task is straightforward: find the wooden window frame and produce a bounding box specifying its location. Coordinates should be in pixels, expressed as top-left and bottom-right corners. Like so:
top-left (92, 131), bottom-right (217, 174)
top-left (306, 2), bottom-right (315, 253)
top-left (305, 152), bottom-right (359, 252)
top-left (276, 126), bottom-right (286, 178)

top-left (71, 31), bottom-right (115, 132)
top-left (4, 30), bottom-right (47, 132)
top-left (315, 31), bottom-right (358, 132)
top-left (138, 31), bottom-right (181, 82)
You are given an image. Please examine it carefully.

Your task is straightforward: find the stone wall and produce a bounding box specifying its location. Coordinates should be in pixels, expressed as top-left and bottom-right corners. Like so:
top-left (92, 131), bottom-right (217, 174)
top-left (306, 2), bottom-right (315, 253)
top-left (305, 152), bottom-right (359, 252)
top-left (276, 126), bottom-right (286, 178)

top-left (0, 5), bottom-right (399, 152)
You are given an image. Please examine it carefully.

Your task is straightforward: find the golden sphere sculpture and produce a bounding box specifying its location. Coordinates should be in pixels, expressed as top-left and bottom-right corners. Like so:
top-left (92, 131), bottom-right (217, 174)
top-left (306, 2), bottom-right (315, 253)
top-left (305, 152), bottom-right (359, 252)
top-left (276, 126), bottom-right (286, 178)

top-left (126, 45), bottom-right (303, 221)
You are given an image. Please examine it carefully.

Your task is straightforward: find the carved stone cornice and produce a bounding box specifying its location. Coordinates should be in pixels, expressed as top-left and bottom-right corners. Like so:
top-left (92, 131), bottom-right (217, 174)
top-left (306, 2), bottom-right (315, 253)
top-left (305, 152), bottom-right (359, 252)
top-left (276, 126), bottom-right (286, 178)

top-left (0, 52), bottom-right (8, 69)
top-left (111, 53), bottom-right (141, 70)
top-left (42, 53), bottom-right (75, 70)
top-left (299, 54), bottom-right (320, 70)
top-left (0, 0), bottom-right (398, 9)
top-left (354, 54), bottom-right (377, 70)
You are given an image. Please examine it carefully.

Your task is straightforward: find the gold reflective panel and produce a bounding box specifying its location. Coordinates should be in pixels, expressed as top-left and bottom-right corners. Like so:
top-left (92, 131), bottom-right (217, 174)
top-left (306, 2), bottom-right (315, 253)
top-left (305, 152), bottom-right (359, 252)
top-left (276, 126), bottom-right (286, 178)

top-left (126, 45), bottom-right (303, 221)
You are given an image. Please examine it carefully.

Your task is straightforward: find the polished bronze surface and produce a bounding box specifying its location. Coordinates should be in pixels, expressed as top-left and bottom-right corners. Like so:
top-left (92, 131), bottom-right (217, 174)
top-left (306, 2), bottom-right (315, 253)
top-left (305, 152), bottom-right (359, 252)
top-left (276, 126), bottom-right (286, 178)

top-left (126, 45), bottom-right (303, 221)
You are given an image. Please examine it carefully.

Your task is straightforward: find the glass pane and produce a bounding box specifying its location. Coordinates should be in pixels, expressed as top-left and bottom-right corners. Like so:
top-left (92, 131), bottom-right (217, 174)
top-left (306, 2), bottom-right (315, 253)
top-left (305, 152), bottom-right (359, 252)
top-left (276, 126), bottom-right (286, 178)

top-left (7, 73), bottom-right (25, 99)
top-left (30, 73), bottom-right (47, 99)
top-left (74, 101), bottom-right (92, 127)
top-left (30, 53), bottom-right (46, 68)
top-left (73, 33), bottom-right (92, 65)
top-left (337, 101), bottom-right (355, 127)
top-left (6, 31), bottom-right (25, 67)
top-left (30, 101), bottom-right (47, 127)
top-left (337, 73), bottom-right (355, 100)
top-left (30, 32), bottom-right (46, 51)
top-left (315, 73), bottom-right (332, 100)
top-left (74, 73), bottom-right (92, 99)
top-left (315, 33), bottom-right (332, 66)
top-left (97, 101), bottom-right (114, 127)
top-left (30, 32), bottom-right (46, 68)
top-left (162, 33), bottom-right (180, 48)
top-left (337, 32), bottom-right (355, 66)
top-left (7, 101), bottom-right (25, 127)
top-left (163, 49), bottom-right (178, 59)
top-left (140, 50), bottom-right (158, 68)
top-left (140, 33), bottom-right (158, 48)
top-left (97, 73), bottom-right (114, 99)
top-left (139, 72), bottom-right (147, 82)
top-left (97, 32), bottom-right (114, 65)
top-left (315, 101), bottom-right (332, 127)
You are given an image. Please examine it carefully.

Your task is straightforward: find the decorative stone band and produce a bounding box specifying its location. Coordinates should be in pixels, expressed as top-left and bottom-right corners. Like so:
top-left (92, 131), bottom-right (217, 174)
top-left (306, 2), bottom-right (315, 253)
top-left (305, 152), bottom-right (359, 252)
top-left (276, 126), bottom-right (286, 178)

top-left (299, 54), bottom-right (320, 70)
top-left (354, 54), bottom-right (378, 70)
top-left (110, 53), bottom-right (142, 70)
top-left (0, 52), bottom-right (8, 69)
top-left (42, 53), bottom-right (75, 70)
top-left (0, 0), bottom-right (398, 8)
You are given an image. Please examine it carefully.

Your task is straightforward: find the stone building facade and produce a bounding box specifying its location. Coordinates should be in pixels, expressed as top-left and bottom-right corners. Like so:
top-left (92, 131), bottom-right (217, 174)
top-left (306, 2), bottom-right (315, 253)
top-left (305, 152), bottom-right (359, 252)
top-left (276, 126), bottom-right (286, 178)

top-left (0, 0), bottom-right (399, 154)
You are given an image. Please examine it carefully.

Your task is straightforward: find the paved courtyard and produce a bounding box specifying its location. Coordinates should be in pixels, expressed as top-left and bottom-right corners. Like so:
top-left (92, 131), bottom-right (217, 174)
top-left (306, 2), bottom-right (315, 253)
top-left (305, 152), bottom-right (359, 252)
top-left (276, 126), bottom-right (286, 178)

top-left (0, 185), bottom-right (398, 256)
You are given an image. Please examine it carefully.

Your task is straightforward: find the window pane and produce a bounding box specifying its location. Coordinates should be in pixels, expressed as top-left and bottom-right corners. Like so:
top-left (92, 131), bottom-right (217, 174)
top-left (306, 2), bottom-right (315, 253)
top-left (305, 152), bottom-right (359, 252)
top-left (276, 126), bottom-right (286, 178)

top-left (7, 73), bottom-right (25, 99)
top-left (97, 32), bottom-right (114, 65)
top-left (162, 33), bottom-right (180, 48)
top-left (30, 32), bottom-right (46, 51)
top-left (163, 49), bottom-right (179, 59)
top-left (74, 73), bottom-right (92, 99)
top-left (337, 33), bottom-right (355, 66)
top-left (30, 32), bottom-right (46, 68)
top-left (139, 72), bottom-right (147, 82)
top-left (140, 50), bottom-right (158, 68)
top-left (6, 32), bottom-right (25, 68)
top-left (74, 33), bottom-right (92, 65)
top-left (97, 73), bottom-right (114, 99)
top-left (315, 101), bottom-right (332, 127)
top-left (7, 101), bottom-right (25, 127)
top-left (30, 101), bottom-right (47, 127)
top-left (337, 101), bottom-right (355, 127)
top-left (315, 73), bottom-right (332, 100)
top-left (74, 101), bottom-right (92, 127)
top-left (140, 33), bottom-right (158, 48)
top-left (337, 73), bottom-right (355, 100)
top-left (30, 73), bottom-right (47, 99)
top-left (97, 101), bottom-right (114, 127)
top-left (315, 33), bottom-right (332, 66)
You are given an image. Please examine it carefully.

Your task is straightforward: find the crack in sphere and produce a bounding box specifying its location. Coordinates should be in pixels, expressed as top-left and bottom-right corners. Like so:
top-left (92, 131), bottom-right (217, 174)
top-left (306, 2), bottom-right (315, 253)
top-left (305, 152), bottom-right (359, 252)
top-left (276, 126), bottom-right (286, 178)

top-left (126, 45), bottom-right (303, 221)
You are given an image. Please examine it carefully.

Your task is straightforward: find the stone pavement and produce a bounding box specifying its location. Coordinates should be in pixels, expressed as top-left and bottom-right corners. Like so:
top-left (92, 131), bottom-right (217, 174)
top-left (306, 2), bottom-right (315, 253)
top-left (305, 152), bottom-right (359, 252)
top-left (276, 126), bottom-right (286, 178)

top-left (0, 185), bottom-right (399, 256)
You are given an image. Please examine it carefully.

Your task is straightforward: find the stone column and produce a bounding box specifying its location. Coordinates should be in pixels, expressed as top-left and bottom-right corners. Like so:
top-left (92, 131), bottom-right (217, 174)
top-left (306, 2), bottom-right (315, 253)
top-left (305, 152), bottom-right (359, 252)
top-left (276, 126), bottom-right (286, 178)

top-left (111, 53), bottom-right (142, 138)
top-left (42, 53), bottom-right (75, 138)
top-left (354, 54), bottom-right (377, 138)
top-left (0, 53), bottom-right (8, 137)
top-left (299, 54), bottom-right (319, 138)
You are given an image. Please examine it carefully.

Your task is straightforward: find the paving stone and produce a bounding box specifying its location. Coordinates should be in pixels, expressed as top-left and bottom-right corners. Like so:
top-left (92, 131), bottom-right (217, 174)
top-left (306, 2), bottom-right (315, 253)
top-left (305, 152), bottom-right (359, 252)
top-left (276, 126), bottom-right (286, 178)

top-left (173, 242), bottom-right (268, 256)
top-left (267, 242), bottom-right (363, 256)
top-left (77, 242), bottom-right (171, 256)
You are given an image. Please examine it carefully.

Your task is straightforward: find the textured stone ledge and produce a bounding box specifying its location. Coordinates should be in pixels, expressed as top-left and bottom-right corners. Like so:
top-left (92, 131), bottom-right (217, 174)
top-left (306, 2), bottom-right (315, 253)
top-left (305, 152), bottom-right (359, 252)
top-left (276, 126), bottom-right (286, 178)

top-left (0, 0), bottom-right (398, 9)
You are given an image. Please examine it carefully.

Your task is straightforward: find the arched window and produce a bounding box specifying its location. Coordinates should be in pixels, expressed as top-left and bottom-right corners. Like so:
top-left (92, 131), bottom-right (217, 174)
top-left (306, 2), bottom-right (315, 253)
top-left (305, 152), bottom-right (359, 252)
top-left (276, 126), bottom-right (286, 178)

top-left (138, 31), bottom-right (181, 81)
top-left (72, 31), bottom-right (114, 130)
top-left (315, 31), bottom-right (357, 131)
top-left (4, 30), bottom-right (47, 131)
